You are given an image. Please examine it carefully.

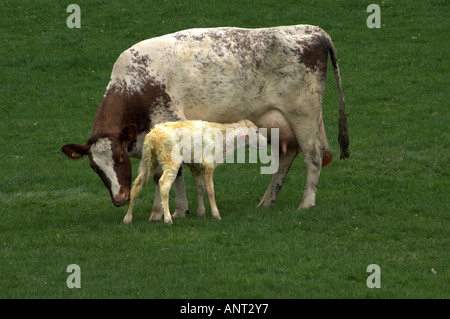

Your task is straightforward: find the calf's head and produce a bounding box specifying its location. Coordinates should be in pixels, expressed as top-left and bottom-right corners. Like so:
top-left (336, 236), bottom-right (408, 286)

top-left (236, 120), bottom-right (268, 150)
top-left (61, 125), bottom-right (137, 207)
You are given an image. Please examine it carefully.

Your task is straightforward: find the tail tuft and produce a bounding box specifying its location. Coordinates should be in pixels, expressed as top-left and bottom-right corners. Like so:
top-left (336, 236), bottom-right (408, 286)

top-left (328, 35), bottom-right (350, 159)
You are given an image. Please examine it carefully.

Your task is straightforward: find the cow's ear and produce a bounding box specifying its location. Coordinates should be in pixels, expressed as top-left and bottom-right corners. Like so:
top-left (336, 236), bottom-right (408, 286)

top-left (120, 125), bottom-right (137, 142)
top-left (61, 143), bottom-right (89, 159)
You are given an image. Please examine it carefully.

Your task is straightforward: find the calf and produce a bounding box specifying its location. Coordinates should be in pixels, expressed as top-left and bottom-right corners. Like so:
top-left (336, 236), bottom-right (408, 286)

top-left (123, 120), bottom-right (266, 224)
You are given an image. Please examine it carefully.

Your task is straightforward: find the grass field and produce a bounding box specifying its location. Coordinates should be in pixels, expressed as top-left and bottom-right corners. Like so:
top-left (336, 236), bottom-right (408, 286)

top-left (0, 0), bottom-right (448, 299)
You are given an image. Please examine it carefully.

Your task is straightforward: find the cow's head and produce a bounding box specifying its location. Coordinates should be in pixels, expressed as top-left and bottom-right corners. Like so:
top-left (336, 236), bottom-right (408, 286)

top-left (61, 125), bottom-right (137, 207)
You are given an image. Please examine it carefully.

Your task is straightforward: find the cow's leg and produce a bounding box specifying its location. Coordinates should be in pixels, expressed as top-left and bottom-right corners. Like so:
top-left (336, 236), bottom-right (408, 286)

top-left (294, 116), bottom-right (324, 210)
top-left (257, 148), bottom-right (297, 208)
top-left (202, 169), bottom-right (221, 220)
top-left (256, 110), bottom-right (330, 208)
top-left (158, 167), bottom-right (181, 224)
top-left (123, 172), bottom-right (145, 224)
top-left (152, 170), bottom-right (189, 220)
top-left (318, 110), bottom-right (333, 167)
top-left (172, 166), bottom-right (190, 218)
top-left (189, 166), bottom-right (206, 217)
top-left (149, 174), bottom-right (164, 222)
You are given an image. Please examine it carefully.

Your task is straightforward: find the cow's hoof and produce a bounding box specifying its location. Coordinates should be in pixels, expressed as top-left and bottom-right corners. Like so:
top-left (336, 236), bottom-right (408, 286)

top-left (197, 208), bottom-right (206, 217)
top-left (256, 199), bottom-right (276, 209)
top-left (298, 202), bottom-right (315, 210)
top-left (172, 211), bottom-right (185, 218)
top-left (149, 211), bottom-right (163, 222)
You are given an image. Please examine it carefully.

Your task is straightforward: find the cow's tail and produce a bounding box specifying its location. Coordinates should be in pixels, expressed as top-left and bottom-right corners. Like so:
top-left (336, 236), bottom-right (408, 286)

top-left (328, 37), bottom-right (350, 159)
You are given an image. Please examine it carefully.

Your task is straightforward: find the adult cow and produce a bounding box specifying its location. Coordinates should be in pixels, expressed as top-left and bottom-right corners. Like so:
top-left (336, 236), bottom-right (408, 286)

top-left (61, 25), bottom-right (349, 214)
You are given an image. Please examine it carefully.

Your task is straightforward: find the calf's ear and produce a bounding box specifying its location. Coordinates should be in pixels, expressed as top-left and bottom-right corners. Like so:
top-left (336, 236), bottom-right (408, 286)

top-left (61, 143), bottom-right (89, 159)
top-left (120, 125), bottom-right (137, 142)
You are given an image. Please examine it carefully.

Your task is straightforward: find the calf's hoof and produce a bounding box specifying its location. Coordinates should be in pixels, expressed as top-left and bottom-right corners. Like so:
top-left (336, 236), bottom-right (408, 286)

top-left (123, 216), bottom-right (132, 224)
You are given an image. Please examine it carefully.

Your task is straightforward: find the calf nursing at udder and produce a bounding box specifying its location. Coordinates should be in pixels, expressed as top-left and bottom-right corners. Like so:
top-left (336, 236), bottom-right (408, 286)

top-left (123, 120), bottom-right (267, 224)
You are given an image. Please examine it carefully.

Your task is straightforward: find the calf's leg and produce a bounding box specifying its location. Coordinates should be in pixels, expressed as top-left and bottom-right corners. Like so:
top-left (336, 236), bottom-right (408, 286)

top-left (172, 166), bottom-right (190, 218)
top-left (158, 167), bottom-right (181, 224)
top-left (153, 167), bottom-right (190, 220)
top-left (149, 174), bottom-right (164, 222)
top-left (202, 168), bottom-right (221, 220)
top-left (189, 166), bottom-right (206, 217)
top-left (123, 172), bottom-right (145, 224)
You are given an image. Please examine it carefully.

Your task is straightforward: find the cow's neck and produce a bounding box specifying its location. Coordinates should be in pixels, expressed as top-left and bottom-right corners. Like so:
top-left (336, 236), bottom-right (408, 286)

top-left (92, 88), bottom-right (151, 158)
top-left (92, 88), bottom-right (150, 137)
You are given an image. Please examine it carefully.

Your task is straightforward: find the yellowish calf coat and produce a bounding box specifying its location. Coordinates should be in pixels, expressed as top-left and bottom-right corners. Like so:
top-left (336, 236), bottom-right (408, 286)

top-left (123, 120), bottom-right (260, 224)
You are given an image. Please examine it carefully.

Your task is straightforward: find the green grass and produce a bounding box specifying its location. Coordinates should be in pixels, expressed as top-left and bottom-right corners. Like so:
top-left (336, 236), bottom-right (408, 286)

top-left (0, 0), bottom-right (448, 299)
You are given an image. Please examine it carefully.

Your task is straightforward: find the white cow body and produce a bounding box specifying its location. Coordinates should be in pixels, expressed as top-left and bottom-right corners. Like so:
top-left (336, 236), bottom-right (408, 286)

top-left (109, 26), bottom-right (325, 145)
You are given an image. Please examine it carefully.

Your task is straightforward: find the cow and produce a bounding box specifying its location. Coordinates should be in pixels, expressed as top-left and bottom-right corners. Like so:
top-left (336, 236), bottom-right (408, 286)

top-left (61, 25), bottom-right (349, 214)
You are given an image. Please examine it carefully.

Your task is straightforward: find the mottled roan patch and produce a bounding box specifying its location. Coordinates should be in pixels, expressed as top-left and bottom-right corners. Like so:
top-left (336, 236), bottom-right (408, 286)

top-left (61, 25), bottom-right (349, 212)
top-left (297, 34), bottom-right (329, 74)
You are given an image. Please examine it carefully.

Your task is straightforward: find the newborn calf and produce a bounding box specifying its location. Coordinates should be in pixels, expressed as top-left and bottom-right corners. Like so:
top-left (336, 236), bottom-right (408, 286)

top-left (123, 120), bottom-right (266, 224)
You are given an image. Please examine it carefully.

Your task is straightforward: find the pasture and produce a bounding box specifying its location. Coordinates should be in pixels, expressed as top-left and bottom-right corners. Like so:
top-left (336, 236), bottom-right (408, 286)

top-left (0, 0), bottom-right (448, 299)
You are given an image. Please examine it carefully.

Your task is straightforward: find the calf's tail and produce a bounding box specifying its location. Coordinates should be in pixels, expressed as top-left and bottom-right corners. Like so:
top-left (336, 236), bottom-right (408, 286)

top-left (128, 141), bottom-right (152, 209)
top-left (127, 143), bottom-right (153, 219)
top-left (328, 38), bottom-right (350, 159)
top-left (140, 140), bottom-right (153, 185)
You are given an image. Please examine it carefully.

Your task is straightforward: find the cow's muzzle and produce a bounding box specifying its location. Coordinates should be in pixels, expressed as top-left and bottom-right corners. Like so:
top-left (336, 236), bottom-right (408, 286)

top-left (113, 191), bottom-right (130, 207)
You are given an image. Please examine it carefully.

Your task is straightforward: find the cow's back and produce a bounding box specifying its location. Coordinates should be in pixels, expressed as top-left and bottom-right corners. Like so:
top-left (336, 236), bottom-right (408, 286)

top-left (106, 25), bottom-right (331, 124)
